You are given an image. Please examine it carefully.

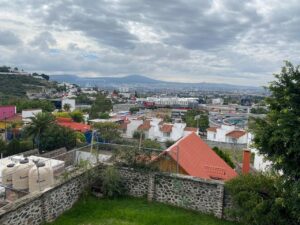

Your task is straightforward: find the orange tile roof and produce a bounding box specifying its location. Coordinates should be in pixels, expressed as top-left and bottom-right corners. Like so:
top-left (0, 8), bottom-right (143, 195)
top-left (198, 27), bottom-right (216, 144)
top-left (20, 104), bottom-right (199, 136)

top-left (160, 124), bottom-right (173, 133)
top-left (206, 127), bottom-right (218, 132)
top-left (138, 120), bottom-right (151, 131)
top-left (56, 117), bottom-right (91, 132)
top-left (153, 132), bottom-right (237, 181)
top-left (226, 130), bottom-right (246, 139)
top-left (184, 127), bottom-right (198, 132)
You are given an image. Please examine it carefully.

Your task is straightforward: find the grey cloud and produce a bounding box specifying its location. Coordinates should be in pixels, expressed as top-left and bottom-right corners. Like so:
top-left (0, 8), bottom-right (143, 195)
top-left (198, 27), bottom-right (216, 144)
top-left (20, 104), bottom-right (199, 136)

top-left (1, 0), bottom-right (300, 86)
top-left (0, 30), bottom-right (22, 46)
top-left (30, 31), bottom-right (57, 50)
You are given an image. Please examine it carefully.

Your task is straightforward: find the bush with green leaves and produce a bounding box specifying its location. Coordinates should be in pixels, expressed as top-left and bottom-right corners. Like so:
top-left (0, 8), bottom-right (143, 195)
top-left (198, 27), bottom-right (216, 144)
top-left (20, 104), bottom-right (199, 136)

top-left (132, 130), bottom-right (145, 139)
top-left (225, 174), bottom-right (293, 225)
top-left (39, 124), bottom-right (77, 151)
top-left (100, 166), bottom-right (125, 198)
top-left (165, 140), bottom-right (175, 148)
top-left (142, 139), bottom-right (162, 150)
top-left (212, 147), bottom-right (235, 168)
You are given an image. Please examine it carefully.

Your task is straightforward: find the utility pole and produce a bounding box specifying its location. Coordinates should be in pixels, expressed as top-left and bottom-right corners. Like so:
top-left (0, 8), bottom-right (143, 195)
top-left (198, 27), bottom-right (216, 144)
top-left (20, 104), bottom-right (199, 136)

top-left (176, 145), bottom-right (179, 174)
top-left (90, 129), bottom-right (95, 154)
top-left (139, 131), bottom-right (143, 151)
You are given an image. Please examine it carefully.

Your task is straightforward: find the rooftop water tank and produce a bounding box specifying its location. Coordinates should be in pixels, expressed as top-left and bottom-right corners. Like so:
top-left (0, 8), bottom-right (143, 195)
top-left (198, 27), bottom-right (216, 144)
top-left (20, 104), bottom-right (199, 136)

top-left (12, 158), bottom-right (34, 191)
top-left (29, 162), bottom-right (54, 193)
top-left (2, 163), bottom-right (16, 187)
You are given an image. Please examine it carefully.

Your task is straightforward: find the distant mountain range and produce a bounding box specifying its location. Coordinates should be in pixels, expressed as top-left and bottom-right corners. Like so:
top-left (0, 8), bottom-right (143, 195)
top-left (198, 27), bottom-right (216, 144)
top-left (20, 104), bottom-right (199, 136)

top-left (50, 74), bottom-right (263, 92)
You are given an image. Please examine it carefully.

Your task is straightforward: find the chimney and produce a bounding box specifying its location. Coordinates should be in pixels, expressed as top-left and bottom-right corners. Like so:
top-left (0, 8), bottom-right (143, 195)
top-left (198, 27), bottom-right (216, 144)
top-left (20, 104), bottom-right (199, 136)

top-left (242, 149), bottom-right (251, 174)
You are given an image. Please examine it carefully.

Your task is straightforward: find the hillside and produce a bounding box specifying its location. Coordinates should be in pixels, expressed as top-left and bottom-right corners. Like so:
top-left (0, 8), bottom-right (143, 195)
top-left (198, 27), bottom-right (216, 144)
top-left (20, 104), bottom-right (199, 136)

top-left (0, 73), bottom-right (56, 99)
top-left (50, 74), bottom-right (263, 92)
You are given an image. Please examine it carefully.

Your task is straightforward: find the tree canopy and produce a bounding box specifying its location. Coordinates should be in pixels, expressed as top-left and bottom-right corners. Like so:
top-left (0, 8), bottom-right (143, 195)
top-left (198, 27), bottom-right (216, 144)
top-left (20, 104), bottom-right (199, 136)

top-left (89, 94), bottom-right (112, 119)
top-left (250, 62), bottom-right (300, 180)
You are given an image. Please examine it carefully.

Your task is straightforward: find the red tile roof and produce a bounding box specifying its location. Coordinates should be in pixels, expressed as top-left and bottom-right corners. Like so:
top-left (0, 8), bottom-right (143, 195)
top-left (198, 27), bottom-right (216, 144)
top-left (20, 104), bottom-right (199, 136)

top-left (206, 127), bottom-right (218, 132)
top-left (184, 127), bottom-right (198, 132)
top-left (138, 120), bottom-right (151, 131)
top-left (154, 132), bottom-right (237, 181)
top-left (56, 117), bottom-right (91, 132)
top-left (160, 124), bottom-right (173, 133)
top-left (226, 130), bottom-right (246, 139)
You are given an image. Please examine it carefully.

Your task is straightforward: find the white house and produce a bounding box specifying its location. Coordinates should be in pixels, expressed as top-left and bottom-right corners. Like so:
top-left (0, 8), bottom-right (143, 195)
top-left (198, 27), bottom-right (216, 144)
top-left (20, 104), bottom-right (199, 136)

top-left (206, 125), bottom-right (247, 144)
top-left (212, 98), bottom-right (224, 105)
top-left (248, 133), bottom-right (272, 172)
top-left (62, 98), bottom-right (76, 112)
top-left (22, 109), bottom-right (42, 124)
top-left (121, 117), bottom-right (198, 142)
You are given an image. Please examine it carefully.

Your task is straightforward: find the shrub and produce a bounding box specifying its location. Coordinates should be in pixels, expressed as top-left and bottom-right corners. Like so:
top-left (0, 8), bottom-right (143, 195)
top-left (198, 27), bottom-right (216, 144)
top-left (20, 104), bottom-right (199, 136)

top-left (133, 130), bottom-right (145, 139)
top-left (100, 166), bottom-right (125, 198)
top-left (212, 147), bottom-right (235, 168)
top-left (225, 174), bottom-right (292, 225)
top-left (142, 139), bottom-right (162, 150)
top-left (165, 140), bottom-right (175, 148)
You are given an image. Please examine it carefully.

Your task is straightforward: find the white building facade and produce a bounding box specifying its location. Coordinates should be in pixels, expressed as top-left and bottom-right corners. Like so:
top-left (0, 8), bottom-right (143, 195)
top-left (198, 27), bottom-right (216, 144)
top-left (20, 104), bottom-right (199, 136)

top-left (247, 133), bottom-right (272, 172)
top-left (207, 125), bottom-right (247, 144)
top-left (22, 109), bottom-right (42, 124)
top-left (122, 117), bottom-right (197, 142)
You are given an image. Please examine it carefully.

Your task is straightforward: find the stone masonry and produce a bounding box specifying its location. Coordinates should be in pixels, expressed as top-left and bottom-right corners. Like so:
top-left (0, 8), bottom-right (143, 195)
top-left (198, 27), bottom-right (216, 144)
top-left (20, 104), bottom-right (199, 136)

top-left (0, 165), bottom-right (232, 224)
top-left (118, 167), bottom-right (226, 218)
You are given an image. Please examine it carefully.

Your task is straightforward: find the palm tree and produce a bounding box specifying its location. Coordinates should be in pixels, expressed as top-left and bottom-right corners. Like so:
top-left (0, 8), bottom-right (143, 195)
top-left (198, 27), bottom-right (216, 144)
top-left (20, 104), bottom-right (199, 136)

top-left (25, 112), bottom-right (55, 151)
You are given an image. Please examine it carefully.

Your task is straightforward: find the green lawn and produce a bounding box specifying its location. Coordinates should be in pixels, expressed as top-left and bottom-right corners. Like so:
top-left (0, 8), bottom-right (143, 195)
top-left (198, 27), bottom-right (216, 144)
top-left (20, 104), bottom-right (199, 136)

top-left (47, 196), bottom-right (237, 225)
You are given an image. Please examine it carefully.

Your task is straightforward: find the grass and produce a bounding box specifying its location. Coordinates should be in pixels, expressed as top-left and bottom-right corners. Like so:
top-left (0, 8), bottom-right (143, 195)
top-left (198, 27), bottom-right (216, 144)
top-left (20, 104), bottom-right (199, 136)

top-left (47, 196), bottom-right (238, 225)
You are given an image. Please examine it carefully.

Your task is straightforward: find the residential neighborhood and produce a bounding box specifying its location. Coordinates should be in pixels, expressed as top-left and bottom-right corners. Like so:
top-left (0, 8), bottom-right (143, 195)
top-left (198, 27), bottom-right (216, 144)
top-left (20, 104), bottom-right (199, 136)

top-left (0, 1), bottom-right (299, 225)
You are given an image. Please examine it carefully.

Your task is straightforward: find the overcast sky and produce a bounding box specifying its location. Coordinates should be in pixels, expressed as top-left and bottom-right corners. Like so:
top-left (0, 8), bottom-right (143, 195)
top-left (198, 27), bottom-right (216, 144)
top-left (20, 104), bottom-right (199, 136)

top-left (0, 0), bottom-right (299, 86)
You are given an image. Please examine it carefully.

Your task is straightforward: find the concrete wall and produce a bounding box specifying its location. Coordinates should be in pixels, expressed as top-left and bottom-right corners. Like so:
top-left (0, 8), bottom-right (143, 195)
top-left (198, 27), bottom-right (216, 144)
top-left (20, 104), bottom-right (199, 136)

top-left (204, 138), bottom-right (246, 150)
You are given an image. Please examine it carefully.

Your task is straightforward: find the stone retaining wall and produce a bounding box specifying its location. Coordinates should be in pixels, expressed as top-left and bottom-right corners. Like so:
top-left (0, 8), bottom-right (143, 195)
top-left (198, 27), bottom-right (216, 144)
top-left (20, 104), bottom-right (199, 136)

top-left (0, 169), bottom-right (88, 225)
top-left (118, 167), bottom-right (226, 218)
top-left (0, 165), bottom-right (232, 224)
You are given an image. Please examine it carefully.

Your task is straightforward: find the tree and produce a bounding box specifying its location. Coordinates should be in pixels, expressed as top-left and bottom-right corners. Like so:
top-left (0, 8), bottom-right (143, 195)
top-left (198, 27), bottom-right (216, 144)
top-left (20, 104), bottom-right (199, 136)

top-left (39, 124), bottom-right (77, 151)
top-left (236, 62), bottom-right (300, 224)
top-left (250, 107), bottom-right (268, 114)
top-left (25, 112), bottom-right (55, 150)
top-left (198, 114), bottom-right (209, 133)
top-left (99, 112), bottom-right (110, 119)
top-left (70, 110), bottom-right (84, 122)
top-left (129, 107), bottom-right (139, 114)
top-left (90, 94), bottom-right (112, 119)
top-left (63, 103), bottom-right (71, 112)
top-left (226, 174), bottom-right (290, 225)
top-left (250, 62), bottom-right (300, 180)
top-left (93, 122), bottom-right (121, 143)
top-left (0, 139), bottom-right (7, 154)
